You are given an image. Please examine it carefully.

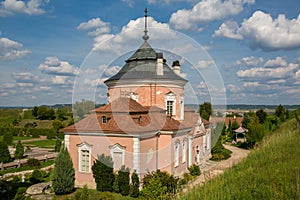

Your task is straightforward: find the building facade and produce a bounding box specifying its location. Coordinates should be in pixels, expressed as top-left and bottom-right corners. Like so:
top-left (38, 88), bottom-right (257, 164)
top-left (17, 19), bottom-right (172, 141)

top-left (61, 13), bottom-right (211, 188)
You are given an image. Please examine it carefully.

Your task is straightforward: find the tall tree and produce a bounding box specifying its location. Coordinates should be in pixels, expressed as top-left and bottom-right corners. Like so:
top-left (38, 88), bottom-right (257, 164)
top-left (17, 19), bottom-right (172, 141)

top-left (52, 146), bottom-right (75, 195)
top-left (275, 104), bottom-right (285, 122)
top-left (256, 109), bottom-right (267, 124)
top-left (92, 154), bottom-right (115, 192)
top-left (130, 170), bottom-right (140, 198)
top-left (73, 99), bottom-right (95, 120)
top-left (14, 140), bottom-right (24, 159)
top-left (0, 141), bottom-right (12, 163)
top-left (199, 102), bottom-right (212, 121)
top-left (32, 106), bottom-right (39, 118)
top-left (246, 115), bottom-right (265, 148)
top-left (51, 119), bottom-right (65, 133)
top-left (117, 165), bottom-right (130, 196)
top-left (3, 131), bottom-right (13, 145)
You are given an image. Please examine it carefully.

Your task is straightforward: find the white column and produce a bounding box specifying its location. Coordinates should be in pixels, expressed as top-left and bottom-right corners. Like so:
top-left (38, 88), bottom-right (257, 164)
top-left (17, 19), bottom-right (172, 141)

top-left (64, 134), bottom-right (70, 150)
top-left (133, 138), bottom-right (140, 175)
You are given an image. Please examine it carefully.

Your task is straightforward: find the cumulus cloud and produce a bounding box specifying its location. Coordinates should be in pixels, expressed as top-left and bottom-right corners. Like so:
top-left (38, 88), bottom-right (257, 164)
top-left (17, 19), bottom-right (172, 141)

top-left (0, 37), bottom-right (31, 61)
top-left (264, 56), bottom-right (287, 67)
top-left (234, 56), bottom-right (264, 67)
top-left (214, 11), bottom-right (300, 51)
top-left (77, 18), bottom-right (110, 36)
top-left (12, 72), bottom-right (39, 83)
top-left (169, 0), bottom-right (255, 31)
top-left (236, 63), bottom-right (298, 79)
top-left (38, 56), bottom-right (79, 76)
top-left (196, 60), bottom-right (214, 69)
top-left (0, 0), bottom-right (48, 16)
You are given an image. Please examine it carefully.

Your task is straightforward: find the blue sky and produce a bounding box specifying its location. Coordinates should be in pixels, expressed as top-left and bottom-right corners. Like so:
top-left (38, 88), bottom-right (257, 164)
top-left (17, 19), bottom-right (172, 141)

top-left (0, 0), bottom-right (300, 106)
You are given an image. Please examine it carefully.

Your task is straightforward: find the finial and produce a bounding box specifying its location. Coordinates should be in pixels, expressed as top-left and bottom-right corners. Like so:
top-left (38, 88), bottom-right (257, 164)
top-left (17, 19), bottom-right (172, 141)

top-left (143, 8), bottom-right (149, 41)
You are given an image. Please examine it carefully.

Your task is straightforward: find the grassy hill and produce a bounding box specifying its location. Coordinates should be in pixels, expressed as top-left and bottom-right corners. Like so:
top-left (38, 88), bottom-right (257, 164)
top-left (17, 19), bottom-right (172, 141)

top-left (179, 118), bottom-right (300, 200)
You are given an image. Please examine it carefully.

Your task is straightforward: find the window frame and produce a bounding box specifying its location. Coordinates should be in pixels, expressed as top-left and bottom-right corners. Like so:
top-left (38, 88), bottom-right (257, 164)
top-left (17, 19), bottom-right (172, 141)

top-left (77, 142), bottom-right (92, 173)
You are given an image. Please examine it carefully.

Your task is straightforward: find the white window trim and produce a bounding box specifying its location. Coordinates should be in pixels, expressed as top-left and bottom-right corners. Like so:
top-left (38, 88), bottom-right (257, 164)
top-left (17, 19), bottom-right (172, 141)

top-left (109, 143), bottom-right (126, 169)
top-left (174, 140), bottom-right (180, 167)
top-left (165, 92), bottom-right (176, 116)
top-left (180, 95), bottom-right (184, 121)
top-left (182, 139), bottom-right (187, 164)
top-left (77, 142), bottom-right (92, 173)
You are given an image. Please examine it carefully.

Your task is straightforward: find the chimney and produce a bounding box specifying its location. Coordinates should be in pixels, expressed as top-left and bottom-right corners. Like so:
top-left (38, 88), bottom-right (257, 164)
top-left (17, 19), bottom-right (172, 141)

top-left (172, 60), bottom-right (180, 75)
top-left (156, 53), bottom-right (164, 75)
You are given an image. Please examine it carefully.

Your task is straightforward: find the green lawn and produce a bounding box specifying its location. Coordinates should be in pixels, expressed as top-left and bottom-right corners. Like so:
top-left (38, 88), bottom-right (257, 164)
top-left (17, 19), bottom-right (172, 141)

top-left (22, 139), bottom-right (57, 148)
top-left (0, 136), bottom-right (32, 142)
top-left (179, 119), bottom-right (300, 200)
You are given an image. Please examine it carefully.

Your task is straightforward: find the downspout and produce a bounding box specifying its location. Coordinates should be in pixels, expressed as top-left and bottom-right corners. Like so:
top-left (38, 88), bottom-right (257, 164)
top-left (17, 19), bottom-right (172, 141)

top-left (156, 131), bottom-right (160, 170)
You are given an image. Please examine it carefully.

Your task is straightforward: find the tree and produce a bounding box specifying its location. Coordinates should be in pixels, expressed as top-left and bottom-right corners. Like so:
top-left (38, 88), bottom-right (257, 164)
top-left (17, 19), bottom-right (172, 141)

top-left (246, 115), bottom-right (265, 148)
top-left (14, 140), bottom-right (24, 159)
top-left (52, 145), bottom-right (75, 195)
top-left (3, 131), bottom-right (13, 145)
top-left (256, 109), bottom-right (267, 124)
top-left (0, 141), bottom-right (12, 163)
top-left (275, 104), bottom-right (285, 122)
top-left (54, 139), bottom-right (61, 152)
top-left (92, 154), bottom-right (115, 192)
top-left (32, 106), bottom-right (39, 118)
top-left (199, 102), bottom-right (212, 121)
top-left (51, 119), bottom-right (65, 133)
top-left (73, 99), bottom-right (95, 120)
top-left (117, 165), bottom-right (130, 196)
top-left (130, 170), bottom-right (140, 198)
top-left (242, 112), bottom-right (252, 129)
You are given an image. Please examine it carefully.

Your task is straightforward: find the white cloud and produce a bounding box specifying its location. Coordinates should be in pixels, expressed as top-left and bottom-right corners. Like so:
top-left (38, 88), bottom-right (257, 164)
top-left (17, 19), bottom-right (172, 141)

top-left (196, 60), bottom-right (214, 69)
top-left (215, 11), bottom-right (300, 51)
top-left (51, 76), bottom-right (70, 85)
top-left (0, 37), bottom-right (30, 60)
top-left (12, 72), bottom-right (39, 83)
top-left (267, 79), bottom-right (286, 84)
top-left (234, 56), bottom-right (264, 66)
top-left (122, 0), bottom-right (134, 7)
top-left (103, 66), bottom-right (121, 76)
top-left (296, 70), bottom-right (300, 78)
top-left (243, 81), bottom-right (259, 87)
top-left (264, 56), bottom-right (287, 67)
top-left (169, 0), bottom-right (255, 31)
top-left (236, 63), bottom-right (298, 79)
top-left (213, 20), bottom-right (243, 39)
top-left (0, 0), bottom-right (48, 16)
top-left (77, 18), bottom-right (110, 35)
top-left (38, 56), bottom-right (79, 76)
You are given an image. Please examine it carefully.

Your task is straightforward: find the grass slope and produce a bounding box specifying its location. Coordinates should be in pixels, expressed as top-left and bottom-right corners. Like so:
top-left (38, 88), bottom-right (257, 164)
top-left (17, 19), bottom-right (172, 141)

top-left (179, 119), bottom-right (300, 200)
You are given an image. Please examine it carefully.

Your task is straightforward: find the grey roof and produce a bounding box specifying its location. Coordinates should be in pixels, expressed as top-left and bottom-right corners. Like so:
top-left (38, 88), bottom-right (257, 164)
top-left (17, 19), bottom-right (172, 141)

top-left (104, 41), bottom-right (187, 83)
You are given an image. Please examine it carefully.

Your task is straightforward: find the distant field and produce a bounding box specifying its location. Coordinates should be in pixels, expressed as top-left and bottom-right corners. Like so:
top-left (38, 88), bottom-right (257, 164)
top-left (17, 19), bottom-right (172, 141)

top-left (18, 119), bottom-right (53, 129)
top-left (22, 139), bottom-right (56, 148)
top-left (179, 119), bottom-right (300, 199)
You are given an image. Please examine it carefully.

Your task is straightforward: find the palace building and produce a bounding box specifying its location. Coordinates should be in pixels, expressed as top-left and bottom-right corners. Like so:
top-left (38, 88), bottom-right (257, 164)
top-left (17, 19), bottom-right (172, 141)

top-left (61, 10), bottom-right (211, 188)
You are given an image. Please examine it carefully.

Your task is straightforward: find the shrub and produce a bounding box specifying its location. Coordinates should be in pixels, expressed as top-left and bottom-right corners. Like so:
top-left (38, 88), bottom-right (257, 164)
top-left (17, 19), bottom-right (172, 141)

top-left (99, 191), bottom-right (114, 200)
top-left (27, 158), bottom-right (41, 168)
top-left (13, 187), bottom-right (28, 200)
top-left (92, 154), bottom-right (115, 192)
top-left (52, 146), bottom-right (75, 195)
top-left (130, 170), bottom-right (140, 198)
top-left (30, 169), bottom-right (42, 184)
top-left (54, 139), bottom-right (61, 152)
top-left (188, 164), bottom-right (201, 176)
top-left (75, 185), bottom-right (89, 200)
top-left (14, 140), bottom-right (24, 159)
top-left (0, 141), bottom-right (12, 163)
top-left (116, 165), bottom-right (130, 196)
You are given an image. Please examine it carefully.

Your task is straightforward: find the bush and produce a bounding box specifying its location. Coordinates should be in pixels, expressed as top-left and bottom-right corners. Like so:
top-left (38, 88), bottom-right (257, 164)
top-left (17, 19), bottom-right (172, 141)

top-left (75, 185), bottom-right (89, 200)
top-left (0, 141), bottom-right (12, 163)
top-left (13, 187), bottom-right (28, 200)
top-left (30, 169), bottom-right (43, 184)
top-left (116, 165), bottom-right (130, 196)
top-left (99, 191), bottom-right (114, 200)
top-left (188, 164), bottom-right (201, 176)
top-left (130, 170), bottom-right (140, 198)
top-left (179, 172), bottom-right (193, 185)
top-left (14, 140), bottom-right (24, 159)
top-left (27, 158), bottom-right (41, 168)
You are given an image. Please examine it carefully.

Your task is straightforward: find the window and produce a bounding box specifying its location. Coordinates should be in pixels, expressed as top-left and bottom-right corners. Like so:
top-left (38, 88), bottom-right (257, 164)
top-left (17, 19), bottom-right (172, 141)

top-left (77, 142), bottom-right (92, 173)
top-left (174, 141), bottom-right (180, 167)
top-left (109, 143), bottom-right (126, 170)
top-left (102, 116), bottom-right (107, 124)
top-left (182, 139), bottom-right (187, 163)
top-left (167, 101), bottom-right (173, 115)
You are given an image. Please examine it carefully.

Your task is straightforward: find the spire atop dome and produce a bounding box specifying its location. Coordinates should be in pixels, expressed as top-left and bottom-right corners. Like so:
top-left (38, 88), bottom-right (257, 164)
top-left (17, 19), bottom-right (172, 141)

top-left (143, 8), bottom-right (149, 41)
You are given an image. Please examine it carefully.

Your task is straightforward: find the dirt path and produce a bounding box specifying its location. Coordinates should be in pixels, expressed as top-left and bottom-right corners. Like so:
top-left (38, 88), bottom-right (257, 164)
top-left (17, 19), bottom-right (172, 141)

top-left (182, 145), bottom-right (250, 192)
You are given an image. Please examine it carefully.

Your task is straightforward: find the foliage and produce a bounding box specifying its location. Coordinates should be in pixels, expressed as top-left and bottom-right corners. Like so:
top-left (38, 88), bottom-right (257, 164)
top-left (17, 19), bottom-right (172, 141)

top-left (51, 119), bottom-right (65, 133)
top-left (246, 115), bottom-right (265, 148)
top-left (116, 165), bottom-right (130, 196)
top-left (256, 109), bottom-right (267, 124)
top-left (92, 154), bottom-right (115, 192)
top-left (0, 141), bottom-right (12, 163)
top-left (199, 102), bottom-right (212, 121)
top-left (75, 185), bottom-right (89, 200)
top-left (52, 145), bottom-right (75, 195)
top-left (275, 104), bottom-right (286, 122)
top-left (54, 139), bottom-right (61, 152)
top-left (3, 131), bottom-right (13, 145)
top-left (13, 187), bottom-right (30, 200)
top-left (242, 112), bottom-right (253, 129)
top-left (130, 170), bottom-right (140, 198)
top-left (211, 137), bottom-right (232, 161)
top-left (29, 169), bottom-right (43, 184)
top-left (141, 170), bottom-right (178, 199)
top-left (73, 99), bottom-right (95, 120)
top-left (27, 158), bottom-right (41, 168)
top-left (32, 106), bottom-right (39, 118)
top-left (36, 106), bottom-right (55, 120)
top-left (14, 140), bottom-right (24, 159)
top-left (179, 119), bottom-right (300, 200)
top-left (188, 164), bottom-right (201, 176)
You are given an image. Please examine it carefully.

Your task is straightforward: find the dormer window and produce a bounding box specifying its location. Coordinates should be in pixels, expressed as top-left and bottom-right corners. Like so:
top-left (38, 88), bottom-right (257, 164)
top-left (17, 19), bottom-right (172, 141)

top-left (165, 92), bottom-right (176, 116)
top-left (102, 116), bottom-right (107, 124)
